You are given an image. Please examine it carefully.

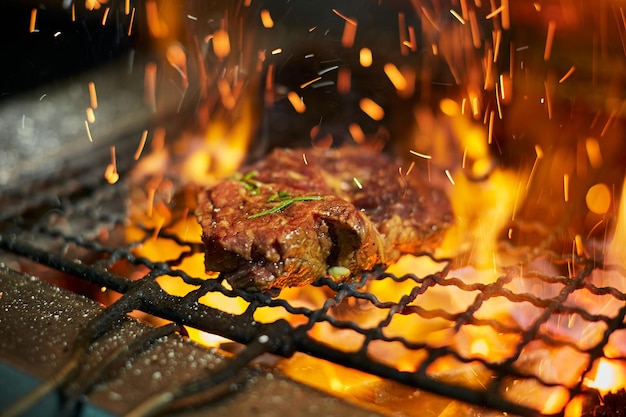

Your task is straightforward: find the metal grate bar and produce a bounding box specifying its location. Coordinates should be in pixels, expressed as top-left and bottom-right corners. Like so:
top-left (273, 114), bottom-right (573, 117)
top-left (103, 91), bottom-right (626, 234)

top-left (2, 145), bottom-right (626, 417)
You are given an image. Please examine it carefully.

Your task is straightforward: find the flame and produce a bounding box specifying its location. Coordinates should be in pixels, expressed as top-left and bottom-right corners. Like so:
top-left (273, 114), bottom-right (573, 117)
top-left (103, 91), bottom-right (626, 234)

top-left (428, 98), bottom-right (524, 271)
top-left (584, 358), bottom-right (626, 396)
top-left (116, 2), bottom-right (626, 414)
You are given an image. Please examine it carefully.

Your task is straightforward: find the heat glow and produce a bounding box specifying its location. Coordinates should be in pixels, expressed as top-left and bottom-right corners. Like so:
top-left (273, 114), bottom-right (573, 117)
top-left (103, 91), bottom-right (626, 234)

top-left (117, 1), bottom-right (626, 415)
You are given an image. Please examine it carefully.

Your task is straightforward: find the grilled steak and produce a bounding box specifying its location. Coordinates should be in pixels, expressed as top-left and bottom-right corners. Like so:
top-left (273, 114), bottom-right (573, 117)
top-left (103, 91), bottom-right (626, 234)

top-left (196, 147), bottom-right (453, 291)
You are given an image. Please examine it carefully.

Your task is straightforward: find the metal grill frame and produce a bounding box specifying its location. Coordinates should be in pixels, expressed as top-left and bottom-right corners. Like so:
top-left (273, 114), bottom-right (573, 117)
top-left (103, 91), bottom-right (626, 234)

top-left (2, 144), bottom-right (626, 417)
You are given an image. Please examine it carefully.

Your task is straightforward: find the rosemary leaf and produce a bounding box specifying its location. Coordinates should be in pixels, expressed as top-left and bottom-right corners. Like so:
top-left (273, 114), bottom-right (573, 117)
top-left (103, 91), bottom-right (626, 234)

top-left (248, 195), bottom-right (323, 219)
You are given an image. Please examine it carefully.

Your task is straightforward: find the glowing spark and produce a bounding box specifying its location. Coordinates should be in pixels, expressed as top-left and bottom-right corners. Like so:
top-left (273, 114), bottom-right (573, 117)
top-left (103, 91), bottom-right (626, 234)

top-left (102, 7), bottom-right (110, 25)
top-left (332, 9), bottom-right (356, 26)
top-left (110, 146), bottom-right (116, 170)
top-left (450, 9), bottom-right (466, 24)
top-left (460, 0), bottom-right (469, 19)
top-left (409, 150), bottom-right (432, 160)
top-left (526, 145), bottom-right (544, 191)
top-left (585, 137), bottom-right (604, 168)
top-left (88, 81), bottom-right (98, 109)
top-left (574, 235), bottom-right (584, 257)
top-left (499, 74), bottom-right (512, 104)
top-left (511, 181), bottom-right (522, 221)
top-left (485, 6), bottom-right (504, 19)
top-left (470, 95), bottom-right (480, 118)
top-left (271, 48), bottom-right (282, 55)
top-left (337, 68), bottom-right (351, 94)
top-left (584, 221), bottom-right (605, 244)
top-left (84, 120), bottom-right (94, 142)
top-left (288, 91), bottom-right (306, 113)
top-left (302, 153), bottom-right (308, 165)
top-left (495, 83), bottom-right (503, 119)
top-left (407, 26), bottom-right (417, 51)
top-left (128, 8), bottom-right (135, 36)
top-left (563, 174), bottom-right (570, 202)
top-left (71, 3), bottom-right (75, 22)
top-left (383, 63), bottom-right (407, 91)
top-left (405, 161), bottom-right (415, 176)
top-left (487, 111), bottom-right (495, 144)
top-left (353, 177), bottom-right (363, 189)
top-left (134, 130), bottom-right (148, 160)
top-left (166, 44), bottom-right (188, 88)
top-left (359, 48), bottom-right (372, 67)
top-left (462, 147), bottom-right (468, 168)
top-left (359, 98), bottom-right (384, 121)
top-left (104, 164), bottom-right (118, 184)
top-left (212, 29), bottom-right (231, 58)
top-left (29, 8), bottom-right (37, 33)
top-left (544, 20), bottom-right (556, 61)
top-left (600, 109), bottom-right (617, 137)
top-left (300, 77), bottom-right (321, 89)
top-left (493, 30), bottom-right (502, 63)
top-left (484, 48), bottom-right (493, 89)
top-left (341, 20), bottom-right (357, 48)
top-left (559, 66), bottom-right (576, 83)
top-left (348, 123), bottom-right (365, 144)
top-left (501, 0), bottom-right (510, 29)
top-left (105, 146), bottom-right (119, 184)
top-left (125, 0), bottom-right (130, 15)
top-left (318, 66), bottom-right (339, 76)
top-left (444, 170), bottom-right (455, 185)
top-left (544, 80), bottom-right (553, 119)
top-left (86, 107), bottom-right (96, 123)
top-left (397, 167), bottom-right (408, 190)
top-left (260, 9), bottom-right (274, 28)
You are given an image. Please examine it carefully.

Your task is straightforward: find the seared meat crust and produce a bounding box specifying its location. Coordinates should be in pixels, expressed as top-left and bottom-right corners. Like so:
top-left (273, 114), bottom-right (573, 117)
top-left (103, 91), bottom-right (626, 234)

top-left (196, 147), bottom-right (452, 290)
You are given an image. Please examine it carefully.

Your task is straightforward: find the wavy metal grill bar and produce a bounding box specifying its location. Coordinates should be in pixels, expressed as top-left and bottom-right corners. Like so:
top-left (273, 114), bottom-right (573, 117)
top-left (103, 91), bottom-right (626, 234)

top-left (1, 156), bottom-right (625, 417)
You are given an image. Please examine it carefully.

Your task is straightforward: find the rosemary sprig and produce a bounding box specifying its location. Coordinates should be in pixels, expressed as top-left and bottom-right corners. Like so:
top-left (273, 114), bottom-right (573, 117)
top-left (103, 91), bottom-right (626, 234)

top-left (247, 195), bottom-right (323, 219)
top-left (237, 171), bottom-right (322, 219)
top-left (237, 170), bottom-right (262, 195)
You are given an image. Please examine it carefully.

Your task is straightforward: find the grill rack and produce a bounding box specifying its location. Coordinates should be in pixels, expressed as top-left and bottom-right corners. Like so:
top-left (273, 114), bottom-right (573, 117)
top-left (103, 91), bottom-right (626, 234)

top-left (1, 146), bottom-right (626, 417)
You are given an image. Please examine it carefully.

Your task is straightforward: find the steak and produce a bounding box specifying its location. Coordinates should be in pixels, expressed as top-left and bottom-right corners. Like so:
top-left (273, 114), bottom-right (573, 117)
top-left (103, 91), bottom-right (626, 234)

top-left (196, 147), bottom-right (453, 291)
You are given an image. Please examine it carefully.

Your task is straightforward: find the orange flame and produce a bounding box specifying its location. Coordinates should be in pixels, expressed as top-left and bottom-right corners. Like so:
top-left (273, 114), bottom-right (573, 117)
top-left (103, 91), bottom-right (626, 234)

top-left (585, 358), bottom-right (626, 396)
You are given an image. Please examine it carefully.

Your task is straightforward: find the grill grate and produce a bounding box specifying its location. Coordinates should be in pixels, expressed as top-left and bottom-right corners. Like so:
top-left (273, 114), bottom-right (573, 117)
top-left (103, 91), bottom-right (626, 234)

top-left (1, 146), bottom-right (626, 417)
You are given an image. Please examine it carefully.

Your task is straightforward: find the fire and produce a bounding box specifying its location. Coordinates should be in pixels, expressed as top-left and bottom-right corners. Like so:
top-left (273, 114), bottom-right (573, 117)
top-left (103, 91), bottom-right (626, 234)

top-left (585, 359), bottom-right (626, 396)
top-left (111, 2), bottom-right (626, 415)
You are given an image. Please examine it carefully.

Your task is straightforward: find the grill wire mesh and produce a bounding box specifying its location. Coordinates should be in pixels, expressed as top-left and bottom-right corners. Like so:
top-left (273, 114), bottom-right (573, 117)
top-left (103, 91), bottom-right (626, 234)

top-left (1, 144), bottom-right (626, 417)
